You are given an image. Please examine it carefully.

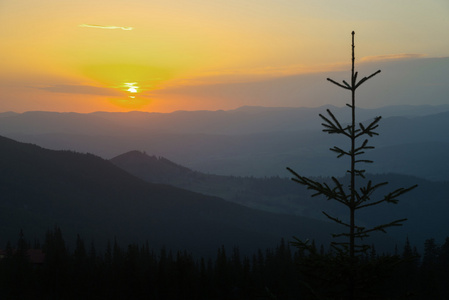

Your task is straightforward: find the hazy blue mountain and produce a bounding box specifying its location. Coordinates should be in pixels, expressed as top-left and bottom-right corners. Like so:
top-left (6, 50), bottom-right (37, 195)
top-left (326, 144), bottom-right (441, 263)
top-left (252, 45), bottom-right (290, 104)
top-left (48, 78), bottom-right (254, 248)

top-left (0, 111), bottom-right (137, 135)
top-left (0, 105), bottom-right (448, 180)
top-left (111, 150), bottom-right (204, 184)
top-left (1, 104), bottom-right (448, 135)
top-left (0, 135), bottom-right (340, 256)
top-left (110, 151), bottom-right (449, 247)
top-left (110, 151), bottom-right (310, 213)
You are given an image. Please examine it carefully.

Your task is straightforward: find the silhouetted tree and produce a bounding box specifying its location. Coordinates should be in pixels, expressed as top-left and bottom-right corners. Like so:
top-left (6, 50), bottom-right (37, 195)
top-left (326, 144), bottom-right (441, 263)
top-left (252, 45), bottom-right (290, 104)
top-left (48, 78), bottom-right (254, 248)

top-left (437, 237), bottom-right (449, 298)
top-left (42, 226), bottom-right (70, 297)
top-left (287, 31), bottom-right (417, 299)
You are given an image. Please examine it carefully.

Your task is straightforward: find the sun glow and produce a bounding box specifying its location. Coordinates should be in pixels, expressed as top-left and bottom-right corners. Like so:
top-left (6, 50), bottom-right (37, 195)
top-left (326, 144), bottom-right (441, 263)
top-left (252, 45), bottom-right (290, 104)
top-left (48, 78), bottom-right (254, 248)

top-left (105, 81), bottom-right (152, 110)
top-left (1, 1), bottom-right (447, 113)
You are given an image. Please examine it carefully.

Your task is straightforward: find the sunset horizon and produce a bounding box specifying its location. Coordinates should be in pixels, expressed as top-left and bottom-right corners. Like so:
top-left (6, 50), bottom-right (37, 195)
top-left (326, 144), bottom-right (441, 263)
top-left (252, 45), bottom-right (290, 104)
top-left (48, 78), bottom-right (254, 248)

top-left (1, 1), bottom-right (448, 113)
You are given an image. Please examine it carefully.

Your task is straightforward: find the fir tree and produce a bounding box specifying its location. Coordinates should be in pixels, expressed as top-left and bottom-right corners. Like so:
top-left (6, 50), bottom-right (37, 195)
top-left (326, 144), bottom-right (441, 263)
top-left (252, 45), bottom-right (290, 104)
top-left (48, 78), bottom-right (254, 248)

top-left (287, 31), bottom-right (417, 299)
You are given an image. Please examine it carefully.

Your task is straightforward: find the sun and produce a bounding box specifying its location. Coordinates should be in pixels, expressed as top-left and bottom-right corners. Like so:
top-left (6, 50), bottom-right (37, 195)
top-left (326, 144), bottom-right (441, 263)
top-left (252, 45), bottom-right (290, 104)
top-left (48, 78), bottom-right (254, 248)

top-left (127, 87), bottom-right (138, 93)
top-left (108, 82), bottom-right (151, 110)
top-left (124, 82), bottom-right (139, 94)
top-left (123, 82), bottom-right (140, 99)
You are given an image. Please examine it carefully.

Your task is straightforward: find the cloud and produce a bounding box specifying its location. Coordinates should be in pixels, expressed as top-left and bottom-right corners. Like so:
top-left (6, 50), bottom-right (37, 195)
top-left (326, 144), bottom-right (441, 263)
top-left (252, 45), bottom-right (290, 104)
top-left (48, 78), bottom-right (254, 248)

top-left (360, 53), bottom-right (426, 62)
top-left (36, 84), bottom-right (125, 96)
top-left (155, 62), bottom-right (350, 90)
top-left (79, 24), bottom-right (133, 31)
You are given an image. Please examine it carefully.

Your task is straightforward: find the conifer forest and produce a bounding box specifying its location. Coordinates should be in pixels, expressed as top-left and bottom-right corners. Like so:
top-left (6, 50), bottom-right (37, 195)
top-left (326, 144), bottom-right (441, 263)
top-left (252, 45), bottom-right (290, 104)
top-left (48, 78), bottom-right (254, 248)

top-left (1, 228), bottom-right (449, 299)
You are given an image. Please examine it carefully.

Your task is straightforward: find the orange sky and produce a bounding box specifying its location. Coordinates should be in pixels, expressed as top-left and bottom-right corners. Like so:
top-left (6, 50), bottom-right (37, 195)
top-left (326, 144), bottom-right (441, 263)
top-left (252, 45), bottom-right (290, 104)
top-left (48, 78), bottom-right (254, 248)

top-left (1, 0), bottom-right (448, 113)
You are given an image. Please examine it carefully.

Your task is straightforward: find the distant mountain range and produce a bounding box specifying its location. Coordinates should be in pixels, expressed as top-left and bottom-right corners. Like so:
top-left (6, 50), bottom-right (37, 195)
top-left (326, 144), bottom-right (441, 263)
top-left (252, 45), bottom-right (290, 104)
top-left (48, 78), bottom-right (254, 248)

top-left (1, 104), bottom-right (448, 135)
top-left (0, 135), bottom-right (339, 257)
top-left (110, 150), bottom-right (449, 247)
top-left (0, 105), bottom-right (449, 180)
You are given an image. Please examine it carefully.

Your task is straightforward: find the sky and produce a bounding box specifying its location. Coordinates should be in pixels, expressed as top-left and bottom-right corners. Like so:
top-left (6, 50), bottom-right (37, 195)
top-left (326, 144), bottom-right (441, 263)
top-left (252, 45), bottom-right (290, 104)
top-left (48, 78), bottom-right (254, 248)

top-left (1, 0), bottom-right (448, 113)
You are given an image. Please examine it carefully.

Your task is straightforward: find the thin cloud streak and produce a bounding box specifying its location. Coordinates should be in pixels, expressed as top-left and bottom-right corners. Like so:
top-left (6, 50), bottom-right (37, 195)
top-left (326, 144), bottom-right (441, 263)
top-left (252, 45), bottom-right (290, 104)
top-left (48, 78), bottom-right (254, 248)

top-left (361, 53), bottom-right (426, 62)
top-left (154, 62), bottom-right (351, 90)
top-left (79, 24), bottom-right (133, 31)
top-left (35, 84), bottom-right (125, 96)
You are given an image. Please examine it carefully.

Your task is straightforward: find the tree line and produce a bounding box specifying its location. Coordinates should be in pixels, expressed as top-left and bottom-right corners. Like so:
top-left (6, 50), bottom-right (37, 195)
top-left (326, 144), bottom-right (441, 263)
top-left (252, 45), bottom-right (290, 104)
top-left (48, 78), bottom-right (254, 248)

top-left (1, 227), bottom-right (449, 299)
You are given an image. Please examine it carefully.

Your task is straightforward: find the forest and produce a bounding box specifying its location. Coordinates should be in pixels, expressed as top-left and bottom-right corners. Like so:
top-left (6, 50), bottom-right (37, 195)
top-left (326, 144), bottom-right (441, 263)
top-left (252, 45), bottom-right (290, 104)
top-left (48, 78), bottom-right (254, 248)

top-left (0, 227), bottom-right (448, 299)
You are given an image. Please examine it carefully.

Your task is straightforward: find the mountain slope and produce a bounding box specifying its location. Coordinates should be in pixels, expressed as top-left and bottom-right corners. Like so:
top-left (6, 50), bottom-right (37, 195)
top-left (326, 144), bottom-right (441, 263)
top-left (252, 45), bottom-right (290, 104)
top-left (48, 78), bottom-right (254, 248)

top-left (110, 150), bottom-right (195, 184)
top-left (110, 151), bottom-right (449, 246)
top-left (0, 135), bottom-right (338, 256)
top-left (110, 151), bottom-right (310, 213)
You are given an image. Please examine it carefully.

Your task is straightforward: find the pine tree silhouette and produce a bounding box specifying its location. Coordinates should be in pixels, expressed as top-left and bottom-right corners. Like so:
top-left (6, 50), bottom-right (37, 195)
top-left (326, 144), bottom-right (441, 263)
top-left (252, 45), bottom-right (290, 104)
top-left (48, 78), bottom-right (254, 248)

top-left (287, 31), bottom-right (417, 299)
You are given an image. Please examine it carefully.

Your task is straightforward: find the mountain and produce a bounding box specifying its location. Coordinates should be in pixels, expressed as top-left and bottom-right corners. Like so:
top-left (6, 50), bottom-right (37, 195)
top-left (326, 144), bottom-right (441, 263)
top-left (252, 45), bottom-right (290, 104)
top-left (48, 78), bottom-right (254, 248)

top-left (1, 104), bottom-right (448, 136)
top-left (110, 151), bottom-right (449, 246)
top-left (110, 151), bottom-right (195, 185)
top-left (0, 135), bottom-right (339, 256)
top-left (110, 151), bottom-right (309, 213)
top-left (1, 105), bottom-right (449, 180)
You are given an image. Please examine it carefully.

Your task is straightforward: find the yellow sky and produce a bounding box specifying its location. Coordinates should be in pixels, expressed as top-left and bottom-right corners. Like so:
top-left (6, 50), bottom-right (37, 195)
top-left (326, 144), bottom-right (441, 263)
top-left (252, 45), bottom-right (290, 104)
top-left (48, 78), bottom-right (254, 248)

top-left (0, 0), bottom-right (448, 112)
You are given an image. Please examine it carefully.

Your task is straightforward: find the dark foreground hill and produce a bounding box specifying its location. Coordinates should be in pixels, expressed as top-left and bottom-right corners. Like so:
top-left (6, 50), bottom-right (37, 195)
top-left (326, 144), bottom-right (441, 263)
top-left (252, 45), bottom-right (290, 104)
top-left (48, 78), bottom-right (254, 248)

top-left (0, 135), bottom-right (339, 257)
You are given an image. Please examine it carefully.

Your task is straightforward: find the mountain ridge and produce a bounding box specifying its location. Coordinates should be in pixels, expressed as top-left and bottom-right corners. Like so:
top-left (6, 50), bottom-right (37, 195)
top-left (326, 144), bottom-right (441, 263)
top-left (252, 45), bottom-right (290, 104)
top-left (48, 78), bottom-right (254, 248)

top-left (0, 135), bottom-right (338, 256)
top-left (110, 150), bottom-right (449, 247)
top-left (1, 105), bottom-right (448, 180)
top-left (2, 104), bottom-right (449, 135)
